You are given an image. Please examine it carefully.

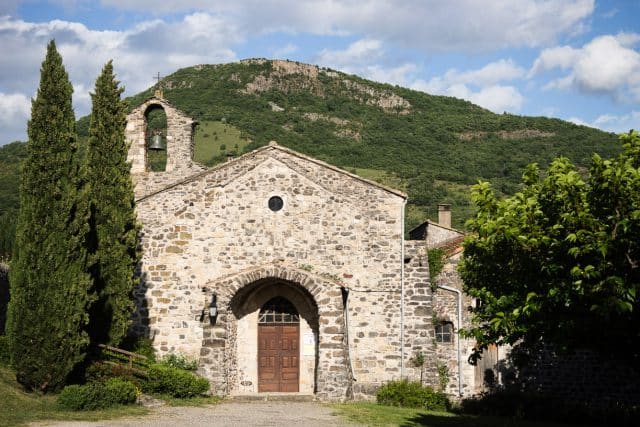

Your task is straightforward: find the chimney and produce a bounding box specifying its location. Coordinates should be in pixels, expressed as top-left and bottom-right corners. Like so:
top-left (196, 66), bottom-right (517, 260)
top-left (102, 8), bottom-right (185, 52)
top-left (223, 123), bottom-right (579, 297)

top-left (438, 204), bottom-right (451, 228)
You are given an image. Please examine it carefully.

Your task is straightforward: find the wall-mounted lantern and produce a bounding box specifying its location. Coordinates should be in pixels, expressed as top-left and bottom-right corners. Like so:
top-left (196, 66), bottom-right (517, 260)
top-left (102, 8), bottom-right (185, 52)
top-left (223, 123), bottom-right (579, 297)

top-left (208, 294), bottom-right (218, 324)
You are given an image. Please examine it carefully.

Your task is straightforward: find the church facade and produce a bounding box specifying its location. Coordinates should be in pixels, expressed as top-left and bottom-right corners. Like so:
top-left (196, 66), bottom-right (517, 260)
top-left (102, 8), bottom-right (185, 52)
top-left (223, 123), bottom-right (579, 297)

top-left (126, 97), bottom-right (484, 400)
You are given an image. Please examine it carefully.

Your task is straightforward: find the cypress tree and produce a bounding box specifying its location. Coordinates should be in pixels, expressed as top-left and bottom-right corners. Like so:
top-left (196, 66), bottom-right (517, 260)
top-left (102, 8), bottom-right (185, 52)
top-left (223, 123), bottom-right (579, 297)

top-left (85, 61), bottom-right (140, 346)
top-left (6, 40), bottom-right (93, 392)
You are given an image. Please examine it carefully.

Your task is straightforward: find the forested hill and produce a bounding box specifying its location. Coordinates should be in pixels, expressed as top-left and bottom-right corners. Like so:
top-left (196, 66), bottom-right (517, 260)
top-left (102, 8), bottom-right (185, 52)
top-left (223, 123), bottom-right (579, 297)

top-left (2, 58), bottom-right (620, 242)
top-left (119, 59), bottom-right (619, 228)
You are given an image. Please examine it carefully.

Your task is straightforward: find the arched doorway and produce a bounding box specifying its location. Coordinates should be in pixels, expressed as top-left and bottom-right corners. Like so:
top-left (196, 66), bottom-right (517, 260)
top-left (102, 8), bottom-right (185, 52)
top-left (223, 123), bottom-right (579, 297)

top-left (227, 277), bottom-right (319, 395)
top-left (258, 297), bottom-right (300, 392)
top-left (201, 265), bottom-right (351, 399)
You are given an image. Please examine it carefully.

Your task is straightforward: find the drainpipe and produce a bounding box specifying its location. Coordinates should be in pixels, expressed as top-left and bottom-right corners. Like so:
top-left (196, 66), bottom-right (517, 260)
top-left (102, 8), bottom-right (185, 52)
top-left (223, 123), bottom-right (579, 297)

top-left (437, 284), bottom-right (463, 397)
top-left (342, 287), bottom-right (356, 383)
top-left (400, 199), bottom-right (407, 378)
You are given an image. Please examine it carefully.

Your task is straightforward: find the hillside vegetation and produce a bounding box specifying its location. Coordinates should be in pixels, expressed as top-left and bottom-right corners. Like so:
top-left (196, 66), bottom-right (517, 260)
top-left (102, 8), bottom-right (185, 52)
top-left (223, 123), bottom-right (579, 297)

top-left (124, 59), bottom-right (619, 228)
top-left (1, 58), bottom-right (619, 254)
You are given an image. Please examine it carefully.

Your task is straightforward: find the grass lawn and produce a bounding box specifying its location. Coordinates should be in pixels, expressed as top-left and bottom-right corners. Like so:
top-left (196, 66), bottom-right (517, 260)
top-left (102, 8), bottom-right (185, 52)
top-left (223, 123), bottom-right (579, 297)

top-left (352, 168), bottom-right (408, 192)
top-left (193, 120), bottom-right (251, 166)
top-left (0, 365), bottom-right (148, 427)
top-left (330, 402), bottom-right (573, 427)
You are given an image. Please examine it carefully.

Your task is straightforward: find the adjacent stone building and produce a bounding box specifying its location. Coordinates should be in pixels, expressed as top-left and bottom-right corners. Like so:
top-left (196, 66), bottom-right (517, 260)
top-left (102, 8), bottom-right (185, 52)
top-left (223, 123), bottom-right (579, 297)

top-left (126, 96), bottom-right (483, 400)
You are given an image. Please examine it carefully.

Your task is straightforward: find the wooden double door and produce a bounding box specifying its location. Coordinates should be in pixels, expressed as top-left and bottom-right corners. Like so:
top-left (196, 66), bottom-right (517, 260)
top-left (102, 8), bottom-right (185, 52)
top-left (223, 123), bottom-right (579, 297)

top-left (258, 323), bottom-right (300, 392)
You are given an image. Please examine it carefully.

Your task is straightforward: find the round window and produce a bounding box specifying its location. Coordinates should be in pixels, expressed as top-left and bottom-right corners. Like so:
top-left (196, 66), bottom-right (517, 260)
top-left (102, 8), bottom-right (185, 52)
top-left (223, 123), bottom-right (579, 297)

top-left (268, 196), bottom-right (284, 212)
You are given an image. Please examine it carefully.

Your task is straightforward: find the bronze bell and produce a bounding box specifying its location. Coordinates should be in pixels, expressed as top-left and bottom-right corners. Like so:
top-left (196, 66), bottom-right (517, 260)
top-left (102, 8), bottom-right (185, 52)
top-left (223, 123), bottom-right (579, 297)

top-left (148, 134), bottom-right (165, 150)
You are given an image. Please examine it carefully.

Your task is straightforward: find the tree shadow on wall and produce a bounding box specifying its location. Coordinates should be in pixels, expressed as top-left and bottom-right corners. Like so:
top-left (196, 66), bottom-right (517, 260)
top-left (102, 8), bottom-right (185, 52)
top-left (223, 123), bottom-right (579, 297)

top-left (120, 270), bottom-right (154, 355)
top-left (132, 270), bottom-right (151, 338)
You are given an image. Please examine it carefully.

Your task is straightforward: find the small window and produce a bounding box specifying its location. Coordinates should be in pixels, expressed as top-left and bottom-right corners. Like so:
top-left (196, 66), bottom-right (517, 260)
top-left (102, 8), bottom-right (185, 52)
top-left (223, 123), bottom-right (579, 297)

top-left (258, 297), bottom-right (299, 324)
top-left (268, 196), bottom-right (284, 212)
top-left (435, 321), bottom-right (454, 343)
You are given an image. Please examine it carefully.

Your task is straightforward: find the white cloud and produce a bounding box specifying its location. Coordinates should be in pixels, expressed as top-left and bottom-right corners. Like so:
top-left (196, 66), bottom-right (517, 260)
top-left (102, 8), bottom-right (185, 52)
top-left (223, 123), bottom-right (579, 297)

top-left (314, 38), bottom-right (419, 87)
top-left (531, 33), bottom-right (640, 102)
top-left (315, 39), bottom-right (527, 114)
top-left (0, 14), bottom-right (241, 143)
top-left (316, 39), bottom-right (527, 113)
top-left (272, 43), bottom-right (298, 58)
top-left (99, 0), bottom-right (595, 51)
top-left (421, 82), bottom-right (525, 113)
top-left (566, 116), bottom-right (594, 127)
top-left (0, 0), bottom-right (20, 15)
top-left (567, 111), bottom-right (639, 133)
top-left (425, 59), bottom-right (526, 92)
top-left (573, 35), bottom-right (640, 94)
top-left (316, 39), bottom-right (384, 71)
top-left (592, 111), bottom-right (640, 133)
top-left (411, 59), bottom-right (526, 113)
top-left (365, 63), bottom-right (419, 87)
top-left (0, 92), bottom-right (30, 142)
top-left (468, 85), bottom-right (525, 113)
top-left (543, 74), bottom-right (574, 90)
top-left (529, 46), bottom-right (581, 76)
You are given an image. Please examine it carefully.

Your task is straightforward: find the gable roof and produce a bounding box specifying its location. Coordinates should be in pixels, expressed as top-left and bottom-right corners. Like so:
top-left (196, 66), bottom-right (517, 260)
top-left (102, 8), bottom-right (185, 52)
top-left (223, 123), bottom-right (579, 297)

top-left (408, 219), bottom-right (465, 252)
top-left (136, 141), bottom-right (407, 203)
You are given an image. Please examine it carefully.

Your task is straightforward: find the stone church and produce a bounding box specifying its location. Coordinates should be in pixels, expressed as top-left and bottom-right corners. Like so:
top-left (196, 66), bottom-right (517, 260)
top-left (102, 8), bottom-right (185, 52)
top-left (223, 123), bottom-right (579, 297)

top-left (126, 96), bottom-right (490, 400)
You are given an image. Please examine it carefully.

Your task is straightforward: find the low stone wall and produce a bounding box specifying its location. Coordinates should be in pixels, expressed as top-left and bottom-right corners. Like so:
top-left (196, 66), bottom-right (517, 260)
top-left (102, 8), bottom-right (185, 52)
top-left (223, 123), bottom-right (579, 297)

top-left (517, 345), bottom-right (640, 407)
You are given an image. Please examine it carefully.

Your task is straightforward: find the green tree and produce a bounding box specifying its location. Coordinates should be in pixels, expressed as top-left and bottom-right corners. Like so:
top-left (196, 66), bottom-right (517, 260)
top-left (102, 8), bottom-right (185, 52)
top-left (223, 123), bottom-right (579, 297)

top-left (0, 210), bottom-right (17, 259)
top-left (85, 61), bottom-right (140, 346)
top-left (6, 40), bottom-right (93, 391)
top-left (460, 131), bottom-right (640, 362)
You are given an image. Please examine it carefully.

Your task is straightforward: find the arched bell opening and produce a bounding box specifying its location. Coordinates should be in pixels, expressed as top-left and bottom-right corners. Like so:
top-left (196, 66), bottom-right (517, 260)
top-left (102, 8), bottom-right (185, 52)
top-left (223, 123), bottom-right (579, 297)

top-left (144, 104), bottom-right (167, 172)
top-left (228, 279), bottom-right (319, 395)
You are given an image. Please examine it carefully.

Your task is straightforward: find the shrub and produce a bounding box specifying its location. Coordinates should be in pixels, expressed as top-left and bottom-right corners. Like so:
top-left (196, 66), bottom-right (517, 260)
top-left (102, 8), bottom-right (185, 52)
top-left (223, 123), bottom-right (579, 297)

top-left (0, 335), bottom-right (9, 365)
top-left (103, 377), bottom-right (138, 407)
top-left (143, 364), bottom-right (209, 398)
top-left (58, 383), bottom-right (102, 411)
top-left (160, 353), bottom-right (198, 371)
top-left (376, 379), bottom-right (450, 411)
top-left (84, 361), bottom-right (141, 387)
top-left (120, 336), bottom-right (156, 362)
top-left (57, 378), bottom-right (137, 411)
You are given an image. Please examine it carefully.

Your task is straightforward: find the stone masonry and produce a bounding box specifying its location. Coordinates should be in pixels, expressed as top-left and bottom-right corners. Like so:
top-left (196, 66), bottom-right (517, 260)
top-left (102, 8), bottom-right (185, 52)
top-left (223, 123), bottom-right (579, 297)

top-left (124, 95), bottom-right (640, 406)
top-left (126, 97), bottom-right (439, 400)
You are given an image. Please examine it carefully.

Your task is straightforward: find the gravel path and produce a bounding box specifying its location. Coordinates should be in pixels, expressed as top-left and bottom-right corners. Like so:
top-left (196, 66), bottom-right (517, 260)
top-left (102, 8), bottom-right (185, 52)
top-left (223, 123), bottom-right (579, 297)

top-left (31, 401), bottom-right (362, 427)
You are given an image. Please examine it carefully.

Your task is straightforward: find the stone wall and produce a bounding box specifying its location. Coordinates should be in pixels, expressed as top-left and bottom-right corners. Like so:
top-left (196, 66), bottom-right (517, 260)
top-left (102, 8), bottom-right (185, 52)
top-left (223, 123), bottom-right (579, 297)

top-left (129, 133), bottom-right (432, 399)
top-left (517, 346), bottom-right (640, 407)
top-left (198, 265), bottom-right (349, 399)
top-left (426, 222), bottom-right (464, 248)
top-left (399, 241), bottom-right (435, 387)
top-left (125, 96), bottom-right (206, 198)
top-left (431, 250), bottom-right (473, 396)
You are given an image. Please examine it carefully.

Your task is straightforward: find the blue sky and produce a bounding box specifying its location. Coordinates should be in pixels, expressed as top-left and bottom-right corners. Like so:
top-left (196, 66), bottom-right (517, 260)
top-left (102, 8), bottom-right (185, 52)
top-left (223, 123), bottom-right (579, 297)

top-left (0, 0), bottom-right (638, 145)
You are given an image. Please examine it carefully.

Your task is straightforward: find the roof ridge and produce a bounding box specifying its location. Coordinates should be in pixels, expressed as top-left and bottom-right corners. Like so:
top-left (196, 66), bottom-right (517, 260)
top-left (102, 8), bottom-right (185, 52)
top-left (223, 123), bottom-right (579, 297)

top-left (136, 142), bottom-right (407, 202)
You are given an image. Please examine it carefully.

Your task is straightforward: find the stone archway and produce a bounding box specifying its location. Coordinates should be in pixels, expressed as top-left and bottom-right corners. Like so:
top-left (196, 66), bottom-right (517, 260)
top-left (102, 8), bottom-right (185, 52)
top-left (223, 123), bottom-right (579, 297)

top-left (126, 96), bottom-right (197, 174)
top-left (231, 279), bottom-right (318, 395)
top-left (198, 264), bottom-right (350, 400)
top-left (144, 104), bottom-right (168, 172)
